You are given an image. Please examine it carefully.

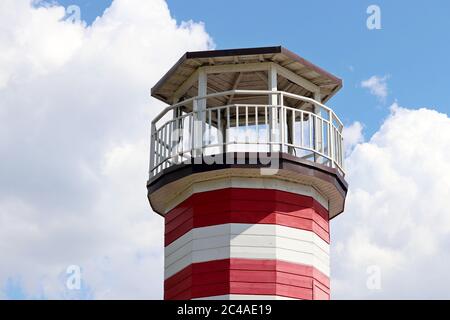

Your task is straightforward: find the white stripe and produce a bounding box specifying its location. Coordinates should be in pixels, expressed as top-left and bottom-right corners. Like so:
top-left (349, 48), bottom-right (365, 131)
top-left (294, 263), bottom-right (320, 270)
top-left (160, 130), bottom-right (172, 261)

top-left (164, 223), bottom-right (329, 279)
top-left (163, 176), bottom-right (329, 214)
top-left (193, 294), bottom-right (298, 300)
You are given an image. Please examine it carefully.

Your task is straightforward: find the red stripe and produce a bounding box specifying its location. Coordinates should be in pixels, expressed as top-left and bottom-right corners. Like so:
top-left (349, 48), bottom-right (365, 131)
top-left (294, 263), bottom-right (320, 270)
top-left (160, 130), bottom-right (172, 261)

top-left (164, 188), bottom-right (329, 245)
top-left (313, 279), bottom-right (330, 300)
top-left (164, 258), bottom-right (329, 300)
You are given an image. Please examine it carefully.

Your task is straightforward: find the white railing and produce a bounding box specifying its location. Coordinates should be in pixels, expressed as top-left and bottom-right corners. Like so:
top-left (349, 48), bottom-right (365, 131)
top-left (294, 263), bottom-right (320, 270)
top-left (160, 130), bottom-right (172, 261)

top-left (149, 90), bottom-right (345, 177)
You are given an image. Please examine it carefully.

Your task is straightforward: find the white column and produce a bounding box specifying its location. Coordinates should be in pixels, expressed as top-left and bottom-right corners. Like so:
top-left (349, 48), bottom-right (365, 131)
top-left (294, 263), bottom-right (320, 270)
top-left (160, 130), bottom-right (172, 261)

top-left (268, 64), bottom-right (278, 105)
top-left (193, 69), bottom-right (207, 157)
top-left (171, 97), bottom-right (180, 164)
top-left (268, 64), bottom-right (279, 152)
top-left (313, 92), bottom-right (321, 111)
top-left (313, 91), bottom-right (322, 161)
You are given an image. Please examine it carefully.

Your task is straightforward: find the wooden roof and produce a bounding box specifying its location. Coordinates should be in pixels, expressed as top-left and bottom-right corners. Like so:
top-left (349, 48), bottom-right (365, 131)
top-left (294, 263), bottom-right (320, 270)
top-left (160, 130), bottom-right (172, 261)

top-left (151, 46), bottom-right (343, 106)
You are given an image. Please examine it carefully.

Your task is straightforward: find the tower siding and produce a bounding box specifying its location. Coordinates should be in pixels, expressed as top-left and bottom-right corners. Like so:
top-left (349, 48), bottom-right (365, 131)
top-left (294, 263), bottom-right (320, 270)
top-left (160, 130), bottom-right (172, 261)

top-left (163, 187), bottom-right (330, 300)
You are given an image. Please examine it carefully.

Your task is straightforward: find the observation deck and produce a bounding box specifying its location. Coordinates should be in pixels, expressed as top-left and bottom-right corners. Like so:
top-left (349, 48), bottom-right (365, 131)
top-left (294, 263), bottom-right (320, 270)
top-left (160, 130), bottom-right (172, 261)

top-left (147, 46), bottom-right (347, 219)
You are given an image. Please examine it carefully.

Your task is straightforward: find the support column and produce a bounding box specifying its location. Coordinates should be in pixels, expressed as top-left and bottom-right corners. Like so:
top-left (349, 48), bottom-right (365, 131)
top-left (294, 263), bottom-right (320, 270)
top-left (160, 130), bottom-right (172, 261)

top-left (268, 64), bottom-right (279, 152)
top-left (171, 97), bottom-right (181, 164)
top-left (193, 69), bottom-right (207, 158)
top-left (313, 91), bottom-right (322, 162)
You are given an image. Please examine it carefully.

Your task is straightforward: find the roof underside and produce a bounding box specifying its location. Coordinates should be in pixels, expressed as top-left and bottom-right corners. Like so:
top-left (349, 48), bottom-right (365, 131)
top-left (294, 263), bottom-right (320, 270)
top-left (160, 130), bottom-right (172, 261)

top-left (151, 46), bottom-right (343, 107)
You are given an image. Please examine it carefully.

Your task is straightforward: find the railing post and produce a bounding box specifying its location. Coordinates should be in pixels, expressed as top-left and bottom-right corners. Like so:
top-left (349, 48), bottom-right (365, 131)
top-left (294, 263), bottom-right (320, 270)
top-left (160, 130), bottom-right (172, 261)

top-left (330, 112), bottom-right (335, 168)
top-left (340, 133), bottom-right (344, 170)
top-left (280, 93), bottom-right (285, 152)
top-left (149, 122), bottom-right (156, 177)
top-left (218, 108), bottom-right (226, 154)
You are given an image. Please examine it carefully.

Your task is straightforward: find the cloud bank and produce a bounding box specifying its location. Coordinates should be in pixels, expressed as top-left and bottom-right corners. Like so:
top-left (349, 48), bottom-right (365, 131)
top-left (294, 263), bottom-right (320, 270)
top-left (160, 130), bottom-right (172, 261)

top-left (332, 103), bottom-right (450, 299)
top-left (343, 121), bottom-right (364, 156)
top-left (0, 0), bottom-right (212, 299)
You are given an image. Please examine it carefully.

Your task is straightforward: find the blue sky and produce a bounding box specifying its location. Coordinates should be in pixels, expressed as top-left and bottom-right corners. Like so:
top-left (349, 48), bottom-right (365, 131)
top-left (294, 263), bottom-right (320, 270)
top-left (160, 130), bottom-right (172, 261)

top-left (54, 0), bottom-right (450, 137)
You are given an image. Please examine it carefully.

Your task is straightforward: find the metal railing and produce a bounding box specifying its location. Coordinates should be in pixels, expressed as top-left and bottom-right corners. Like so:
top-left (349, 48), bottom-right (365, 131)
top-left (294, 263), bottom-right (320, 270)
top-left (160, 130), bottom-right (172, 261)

top-left (149, 90), bottom-right (345, 177)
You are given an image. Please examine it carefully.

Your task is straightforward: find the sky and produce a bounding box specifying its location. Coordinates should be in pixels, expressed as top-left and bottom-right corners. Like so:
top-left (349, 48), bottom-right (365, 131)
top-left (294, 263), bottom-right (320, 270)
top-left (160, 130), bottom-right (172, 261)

top-left (51, 0), bottom-right (450, 137)
top-left (1, 0), bottom-right (450, 299)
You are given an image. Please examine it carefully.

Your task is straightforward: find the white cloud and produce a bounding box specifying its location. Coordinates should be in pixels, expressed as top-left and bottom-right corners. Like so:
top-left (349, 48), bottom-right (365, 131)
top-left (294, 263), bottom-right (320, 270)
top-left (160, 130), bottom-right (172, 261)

top-left (332, 103), bottom-right (450, 299)
top-left (361, 75), bottom-right (389, 101)
top-left (0, 0), bottom-right (212, 299)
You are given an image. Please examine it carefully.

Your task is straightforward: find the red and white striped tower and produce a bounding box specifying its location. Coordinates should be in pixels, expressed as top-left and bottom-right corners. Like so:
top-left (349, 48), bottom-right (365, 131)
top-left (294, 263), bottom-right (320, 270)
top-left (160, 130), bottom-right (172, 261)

top-left (148, 47), bottom-right (348, 300)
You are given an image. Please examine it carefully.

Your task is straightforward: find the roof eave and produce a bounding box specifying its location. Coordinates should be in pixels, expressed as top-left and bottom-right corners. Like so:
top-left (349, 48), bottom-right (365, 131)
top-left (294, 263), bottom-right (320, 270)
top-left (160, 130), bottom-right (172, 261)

top-left (150, 46), bottom-right (343, 105)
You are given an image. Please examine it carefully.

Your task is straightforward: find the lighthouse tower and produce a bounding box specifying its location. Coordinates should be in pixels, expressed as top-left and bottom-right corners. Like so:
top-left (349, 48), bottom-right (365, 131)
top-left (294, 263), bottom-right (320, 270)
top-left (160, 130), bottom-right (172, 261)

top-left (147, 46), bottom-right (348, 300)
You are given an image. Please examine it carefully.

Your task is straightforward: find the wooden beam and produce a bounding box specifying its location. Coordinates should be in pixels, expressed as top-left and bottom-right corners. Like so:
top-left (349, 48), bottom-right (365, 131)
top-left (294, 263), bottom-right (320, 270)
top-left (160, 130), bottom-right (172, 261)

top-left (275, 63), bottom-right (319, 93)
top-left (227, 72), bottom-right (243, 104)
top-left (173, 69), bottom-right (199, 102)
top-left (206, 82), bottom-right (228, 104)
top-left (283, 82), bottom-right (295, 92)
top-left (281, 60), bottom-right (296, 68)
top-left (202, 62), bottom-right (271, 74)
top-left (254, 71), bottom-right (268, 85)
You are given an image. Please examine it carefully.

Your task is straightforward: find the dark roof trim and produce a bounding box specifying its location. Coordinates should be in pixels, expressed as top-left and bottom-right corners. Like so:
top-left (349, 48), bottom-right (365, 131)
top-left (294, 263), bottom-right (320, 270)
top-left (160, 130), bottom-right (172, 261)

top-left (147, 152), bottom-right (348, 219)
top-left (185, 46), bottom-right (283, 59)
top-left (151, 52), bottom-right (188, 102)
